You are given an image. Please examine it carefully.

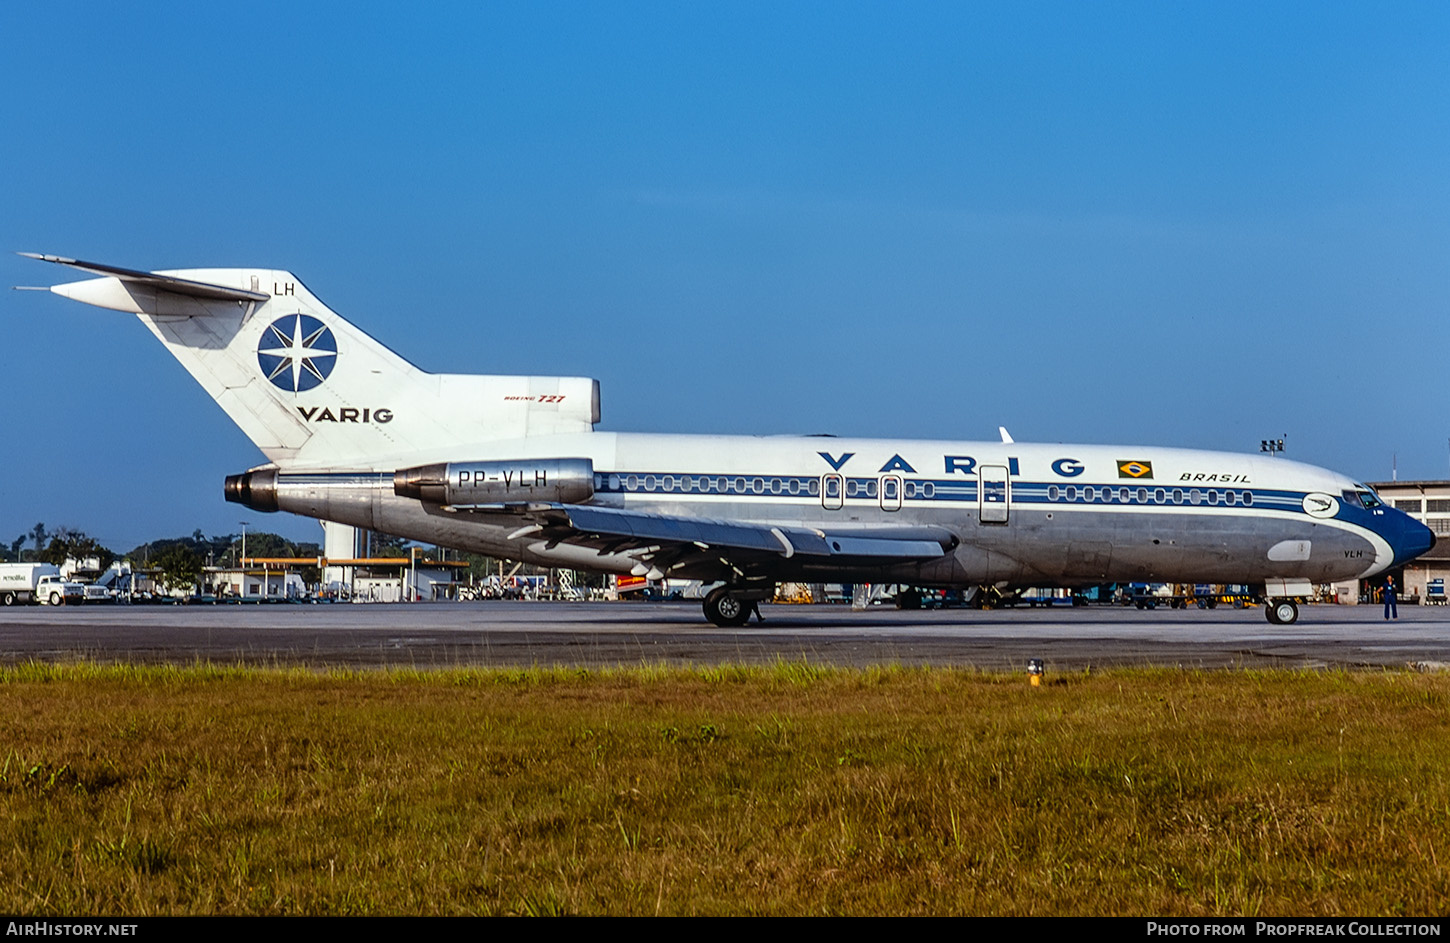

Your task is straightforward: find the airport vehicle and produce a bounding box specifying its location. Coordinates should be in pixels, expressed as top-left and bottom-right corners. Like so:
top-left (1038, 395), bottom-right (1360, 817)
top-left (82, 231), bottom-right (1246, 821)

top-left (81, 583), bottom-right (112, 603)
top-left (20, 253), bottom-right (1436, 626)
top-left (35, 573), bottom-right (85, 605)
top-left (0, 563), bottom-right (62, 605)
top-left (1121, 582), bottom-right (1253, 610)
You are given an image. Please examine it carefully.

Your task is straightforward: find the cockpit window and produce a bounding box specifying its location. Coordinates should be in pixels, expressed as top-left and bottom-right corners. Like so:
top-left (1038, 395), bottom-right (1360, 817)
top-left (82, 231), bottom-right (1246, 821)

top-left (1350, 485), bottom-right (1383, 509)
top-left (1341, 490), bottom-right (1363, 508)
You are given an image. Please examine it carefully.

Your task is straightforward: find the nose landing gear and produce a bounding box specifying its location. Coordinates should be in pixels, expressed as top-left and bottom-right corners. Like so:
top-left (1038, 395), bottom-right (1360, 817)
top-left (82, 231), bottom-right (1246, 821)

top-left (1265, 599), bottom-right (1299, 625)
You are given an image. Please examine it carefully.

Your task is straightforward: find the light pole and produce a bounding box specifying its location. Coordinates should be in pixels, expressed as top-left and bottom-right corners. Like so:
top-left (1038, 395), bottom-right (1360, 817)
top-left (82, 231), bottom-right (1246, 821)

top-left (409, 545), bottom-right (418, 603)
top-left (239, 521), bottom-right (250, 595)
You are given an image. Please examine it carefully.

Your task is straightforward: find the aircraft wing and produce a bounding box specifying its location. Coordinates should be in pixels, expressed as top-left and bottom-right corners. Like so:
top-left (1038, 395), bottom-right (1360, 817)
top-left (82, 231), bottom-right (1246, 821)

top-left (466, 503), bottom-right (954, 579)
top-left (553, 504), bottom-right (952, 559)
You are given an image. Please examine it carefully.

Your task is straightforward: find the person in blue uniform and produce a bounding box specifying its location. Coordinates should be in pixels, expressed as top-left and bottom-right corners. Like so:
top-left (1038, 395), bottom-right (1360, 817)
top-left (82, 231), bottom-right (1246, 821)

top-left (1384, 574), bottom-right (1399, 621)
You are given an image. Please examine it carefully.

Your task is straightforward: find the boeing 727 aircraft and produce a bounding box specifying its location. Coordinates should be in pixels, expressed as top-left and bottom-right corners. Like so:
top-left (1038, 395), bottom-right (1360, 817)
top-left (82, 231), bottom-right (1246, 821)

top-left (21, 253), bottom-right (1435, 625)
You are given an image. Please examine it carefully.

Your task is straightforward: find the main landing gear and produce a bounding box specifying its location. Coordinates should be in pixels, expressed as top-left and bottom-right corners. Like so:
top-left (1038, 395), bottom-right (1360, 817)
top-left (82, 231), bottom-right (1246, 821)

top-left (1264, 599), bottom-right (1299, 625)
top-left (702, 584), bottom-right (774, 627)
top-left (703, 587), bottom-right (751, 627)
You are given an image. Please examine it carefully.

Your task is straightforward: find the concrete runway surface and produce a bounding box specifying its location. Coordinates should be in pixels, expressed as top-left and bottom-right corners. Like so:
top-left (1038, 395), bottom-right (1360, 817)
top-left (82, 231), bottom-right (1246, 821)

top-left (1, 600), bottom-right (1449, 671)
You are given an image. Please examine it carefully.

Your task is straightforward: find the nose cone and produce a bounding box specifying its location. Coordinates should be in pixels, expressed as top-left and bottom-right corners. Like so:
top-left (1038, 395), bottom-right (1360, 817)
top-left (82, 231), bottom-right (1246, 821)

top-left (1389, 512), bottom-right (1436, 568)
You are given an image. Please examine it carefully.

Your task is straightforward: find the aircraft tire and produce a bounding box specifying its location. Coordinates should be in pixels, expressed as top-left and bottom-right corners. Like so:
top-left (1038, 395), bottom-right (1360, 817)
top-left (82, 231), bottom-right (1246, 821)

top-left (895, 588), bottom-right (922, 610)
top-left (1265, 599), bottom-right (1298, 625)
top-left (703, 588), bottom-right (751, 627)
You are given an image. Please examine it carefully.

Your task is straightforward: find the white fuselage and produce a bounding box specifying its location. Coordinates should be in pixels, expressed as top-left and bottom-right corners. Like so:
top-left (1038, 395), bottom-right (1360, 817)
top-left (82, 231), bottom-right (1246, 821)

top-left (263, 431), bottom-right (1417, 589)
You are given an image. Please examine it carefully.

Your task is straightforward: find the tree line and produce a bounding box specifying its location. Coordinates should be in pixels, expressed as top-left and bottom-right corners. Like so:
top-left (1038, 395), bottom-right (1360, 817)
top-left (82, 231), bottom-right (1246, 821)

top-left (2, 524), bottom-right (325, 593)
top-left (3, 523), bottom-right (594, 595)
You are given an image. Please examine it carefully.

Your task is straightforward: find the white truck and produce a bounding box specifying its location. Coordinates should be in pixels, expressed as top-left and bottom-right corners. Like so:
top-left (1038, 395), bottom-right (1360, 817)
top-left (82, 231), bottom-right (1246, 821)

top-left (81, 583), bottom-right (112, 603)
top-left (34, 573), bottom-right (86, 605)
top-left (1, 563), bottom-right (69, 606)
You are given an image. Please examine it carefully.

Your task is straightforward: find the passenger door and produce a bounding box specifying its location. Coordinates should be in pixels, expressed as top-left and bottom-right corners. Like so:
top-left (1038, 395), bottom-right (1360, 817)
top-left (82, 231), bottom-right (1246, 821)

top-left (979, 465), bottom-right (1010, 524)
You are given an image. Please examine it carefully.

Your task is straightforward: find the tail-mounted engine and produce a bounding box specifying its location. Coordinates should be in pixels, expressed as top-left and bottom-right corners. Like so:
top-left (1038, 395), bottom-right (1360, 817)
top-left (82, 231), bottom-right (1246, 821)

top-left (224, 468), bottom-right (279, 512)
top-left (393, 458), bottom-right (594, 507)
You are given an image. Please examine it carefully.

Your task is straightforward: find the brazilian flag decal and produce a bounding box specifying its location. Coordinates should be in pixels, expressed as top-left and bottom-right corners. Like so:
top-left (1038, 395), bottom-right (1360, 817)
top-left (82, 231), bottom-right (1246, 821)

top-left (1117, 460), bottom-right (1153, 479)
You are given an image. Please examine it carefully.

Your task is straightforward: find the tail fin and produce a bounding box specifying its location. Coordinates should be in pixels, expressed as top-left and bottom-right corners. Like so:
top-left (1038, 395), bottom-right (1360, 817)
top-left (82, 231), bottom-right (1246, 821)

top-left (22, 254), bottom-right (600, 468)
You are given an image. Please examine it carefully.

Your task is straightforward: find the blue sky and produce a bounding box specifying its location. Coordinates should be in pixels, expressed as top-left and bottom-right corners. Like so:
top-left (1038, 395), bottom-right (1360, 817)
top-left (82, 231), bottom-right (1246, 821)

top-left (2, 2), bottom-right (1448, 552)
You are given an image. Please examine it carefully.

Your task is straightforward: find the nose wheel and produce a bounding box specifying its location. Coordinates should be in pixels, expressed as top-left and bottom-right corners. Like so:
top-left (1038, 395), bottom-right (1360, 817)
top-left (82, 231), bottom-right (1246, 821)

top-left (1265, 599), bottom-right (1299, 625)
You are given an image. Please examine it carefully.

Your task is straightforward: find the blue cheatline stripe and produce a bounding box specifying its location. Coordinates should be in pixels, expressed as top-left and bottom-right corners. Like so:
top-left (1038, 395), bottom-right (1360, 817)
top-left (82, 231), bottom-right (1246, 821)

top-left (274, 469), bottom-right (1311, 516)
top-left (592, 471), bottom-right (1305, 514)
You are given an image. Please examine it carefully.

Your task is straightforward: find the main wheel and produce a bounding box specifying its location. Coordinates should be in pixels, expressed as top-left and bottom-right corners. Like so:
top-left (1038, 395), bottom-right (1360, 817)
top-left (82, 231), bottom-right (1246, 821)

top-left (703, 587), bottom-right (751, 627)
top-left (895, 588), bottom-right (922, 610)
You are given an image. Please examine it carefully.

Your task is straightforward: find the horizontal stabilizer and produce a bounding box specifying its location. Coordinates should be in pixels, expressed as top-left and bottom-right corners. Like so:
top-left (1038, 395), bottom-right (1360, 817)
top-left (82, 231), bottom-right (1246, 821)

top-left (19, 252), bottom-right (269, 302)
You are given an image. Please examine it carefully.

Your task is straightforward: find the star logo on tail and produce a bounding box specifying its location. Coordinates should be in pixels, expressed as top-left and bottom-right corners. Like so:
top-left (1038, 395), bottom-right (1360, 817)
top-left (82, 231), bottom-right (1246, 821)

top-left (257, 314), bottom-right (337, 392)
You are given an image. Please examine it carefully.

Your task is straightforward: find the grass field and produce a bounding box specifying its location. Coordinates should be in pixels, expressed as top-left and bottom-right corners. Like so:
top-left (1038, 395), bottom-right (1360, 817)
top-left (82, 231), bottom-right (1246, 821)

top-left (1, 661), bottom-right (1447, 915)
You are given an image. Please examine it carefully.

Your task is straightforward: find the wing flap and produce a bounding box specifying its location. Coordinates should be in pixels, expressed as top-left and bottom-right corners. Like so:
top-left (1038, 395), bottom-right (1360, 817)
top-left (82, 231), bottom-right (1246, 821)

top-left (528, 504), bottom-right (952, 562)
top-left (560, 505), bottom-right (791, 554)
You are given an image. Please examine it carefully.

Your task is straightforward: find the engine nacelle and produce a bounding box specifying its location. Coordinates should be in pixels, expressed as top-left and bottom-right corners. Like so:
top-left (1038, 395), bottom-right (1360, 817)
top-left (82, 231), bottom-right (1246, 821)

top-left (225, 468), bottom-right (279, 512)
top-left (394, 458), bottom-right (595, 506)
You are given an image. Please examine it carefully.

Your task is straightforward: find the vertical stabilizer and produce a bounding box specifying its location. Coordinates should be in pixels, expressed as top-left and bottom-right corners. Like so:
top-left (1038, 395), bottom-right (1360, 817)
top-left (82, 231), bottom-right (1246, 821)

top-left (25, 255), bottom-right (600, 468)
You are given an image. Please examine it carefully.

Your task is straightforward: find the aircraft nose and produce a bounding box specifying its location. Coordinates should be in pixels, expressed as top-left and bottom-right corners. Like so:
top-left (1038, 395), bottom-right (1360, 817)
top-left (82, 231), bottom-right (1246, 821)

top-left (1389, 513), bottom-right (1436, 568)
